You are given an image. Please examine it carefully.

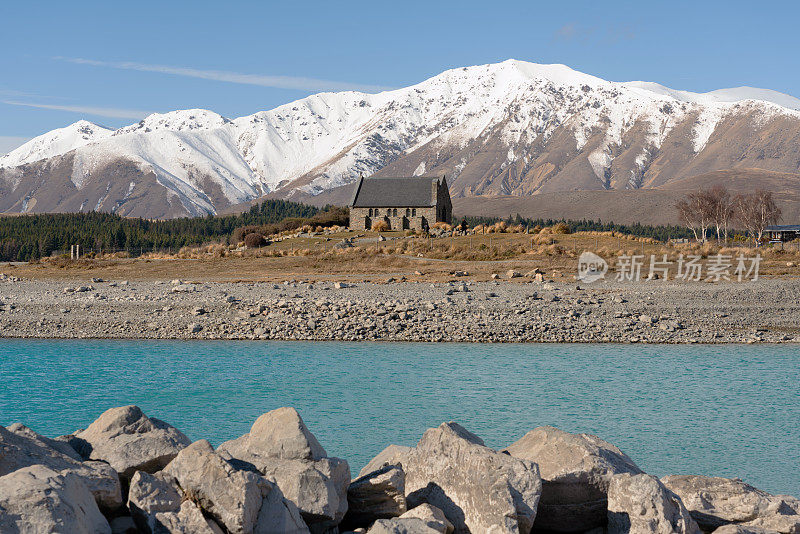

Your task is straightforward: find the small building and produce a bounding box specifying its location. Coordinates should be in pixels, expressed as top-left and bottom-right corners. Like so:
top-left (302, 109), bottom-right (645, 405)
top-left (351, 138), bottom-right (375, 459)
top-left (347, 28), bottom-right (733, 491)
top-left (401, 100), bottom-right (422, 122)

top-left (765, 225), bottom-right (800, 242)
top-left (349, 175), bottom-right (452, 231)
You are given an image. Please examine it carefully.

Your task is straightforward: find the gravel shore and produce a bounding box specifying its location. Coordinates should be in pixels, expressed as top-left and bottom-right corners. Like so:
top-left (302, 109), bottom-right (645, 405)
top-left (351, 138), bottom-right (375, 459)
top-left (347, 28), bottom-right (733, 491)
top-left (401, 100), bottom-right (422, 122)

top-left (1, 275), bottom-right (798, 343)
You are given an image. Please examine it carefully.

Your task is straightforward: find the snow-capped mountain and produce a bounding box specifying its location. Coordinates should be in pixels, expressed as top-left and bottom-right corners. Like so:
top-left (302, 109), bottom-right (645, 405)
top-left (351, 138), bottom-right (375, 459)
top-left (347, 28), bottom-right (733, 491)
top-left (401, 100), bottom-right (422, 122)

top-left (3, 59), bottom-right (800, 218)
top-left (0, 120), bottom-right (114, 168)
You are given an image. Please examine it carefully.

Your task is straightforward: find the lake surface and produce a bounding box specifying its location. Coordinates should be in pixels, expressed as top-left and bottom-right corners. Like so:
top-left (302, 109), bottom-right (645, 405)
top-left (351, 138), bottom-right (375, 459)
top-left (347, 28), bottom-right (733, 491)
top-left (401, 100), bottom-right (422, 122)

top-left (1, 340), bottom-right (798, 496)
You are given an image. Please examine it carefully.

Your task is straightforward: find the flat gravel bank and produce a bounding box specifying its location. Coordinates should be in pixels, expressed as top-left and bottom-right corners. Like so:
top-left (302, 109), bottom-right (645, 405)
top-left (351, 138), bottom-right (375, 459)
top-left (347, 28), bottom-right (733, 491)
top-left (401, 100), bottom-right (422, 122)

top-left (0, 277), bottom-right (798, 343)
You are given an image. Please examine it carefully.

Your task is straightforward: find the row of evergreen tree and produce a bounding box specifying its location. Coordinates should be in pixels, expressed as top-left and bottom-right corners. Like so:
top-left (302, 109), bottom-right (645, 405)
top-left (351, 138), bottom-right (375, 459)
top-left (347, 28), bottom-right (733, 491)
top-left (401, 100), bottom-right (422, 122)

top-left (0, 202), bottom-right (696, 262)
top-left (0, 200), bottom-right (320, 261)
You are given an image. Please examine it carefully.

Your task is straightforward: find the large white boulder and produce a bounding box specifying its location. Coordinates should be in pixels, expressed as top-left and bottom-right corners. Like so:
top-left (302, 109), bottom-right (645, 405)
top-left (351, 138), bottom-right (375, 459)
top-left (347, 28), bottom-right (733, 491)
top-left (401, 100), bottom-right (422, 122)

top-left (164, 439), bottom-right (308, 534)
top-left (8, 423), bottom-right (84, 460)
top-left (358, 445), bottom-right (414, 478)
top-left (710, 526), bottom-right (779, 534)
top-left (344, 465), bottom-right (407, 529)
top-left (0, 465), bottom-right (111, 534)
top-left (127, 471), bottom-right (182, 521)
top-left (218, 407), bottom-right (350, 532)
top-left (75, 405), bottom-right (191, 478)
top-left (127, 470), bottom-right (223, 533)
top-left (399, 504), bottom-right (454, 534)
top-left (128, 470), bottom-right (225, 534)
top-left (363, 422), bottom-right (542, 534)
top-left (0, 424), bottom-right (123, 510)
top-left (220, 407), bottom-right (327, 461)
top-left (154, 501), bottom-right (226, 534)
top-left (662, 475), bottom-right (800, 533)
top-left (366, 517), bottom-right (442, 534)
top-left (503, 426), bottom-right (643, 532)
top-left (607, 473), bottom-right (700, 534)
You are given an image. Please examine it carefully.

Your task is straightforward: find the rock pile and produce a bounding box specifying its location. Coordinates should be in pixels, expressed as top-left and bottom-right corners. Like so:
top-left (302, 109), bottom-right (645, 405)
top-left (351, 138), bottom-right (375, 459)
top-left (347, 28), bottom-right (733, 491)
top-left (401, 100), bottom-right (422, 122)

top-left (503, 425), bottom-right (644, 531)
top-left (1, 407), bottom-right (799, 534)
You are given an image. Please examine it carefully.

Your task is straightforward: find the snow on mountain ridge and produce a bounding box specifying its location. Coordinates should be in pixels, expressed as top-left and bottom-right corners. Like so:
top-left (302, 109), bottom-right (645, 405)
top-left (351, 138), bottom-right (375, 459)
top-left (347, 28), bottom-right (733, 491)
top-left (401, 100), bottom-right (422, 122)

top-left (622, 80), bottom-right (800, 110)
top-left (505, 59), bottom-right (610, 87)
top-left (705, 87), bottom-right (800, 110)
top-left (3, 59), bottom-right (800, 216)
top-left (70, 123), bottom-right (262, 214)
top-left (115, 109), bottom-right (233, 134)
top-left (0, 120), bottom-right (113, 168)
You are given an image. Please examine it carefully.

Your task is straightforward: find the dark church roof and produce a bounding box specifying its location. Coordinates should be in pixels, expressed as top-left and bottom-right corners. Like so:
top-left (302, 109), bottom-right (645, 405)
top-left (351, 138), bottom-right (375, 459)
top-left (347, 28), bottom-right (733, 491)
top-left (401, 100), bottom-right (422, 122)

top-left (350, 176), bottom-right (446, 208)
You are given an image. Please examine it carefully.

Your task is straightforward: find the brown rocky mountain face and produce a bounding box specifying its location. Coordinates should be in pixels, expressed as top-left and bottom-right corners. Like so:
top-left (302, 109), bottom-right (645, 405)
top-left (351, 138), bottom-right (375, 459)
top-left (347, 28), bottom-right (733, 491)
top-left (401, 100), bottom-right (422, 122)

top-left (0, 155), bottom-right (208, 219)
top-left (366, 108), bottom-right (800, 200)
top-left (448, 169), bottom-right (800, 226)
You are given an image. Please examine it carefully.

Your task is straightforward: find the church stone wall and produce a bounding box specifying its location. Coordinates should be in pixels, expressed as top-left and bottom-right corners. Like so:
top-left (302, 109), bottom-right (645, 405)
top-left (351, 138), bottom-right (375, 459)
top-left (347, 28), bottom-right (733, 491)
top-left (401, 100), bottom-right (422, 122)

top-left (349, 206), bottom-right (436, 231)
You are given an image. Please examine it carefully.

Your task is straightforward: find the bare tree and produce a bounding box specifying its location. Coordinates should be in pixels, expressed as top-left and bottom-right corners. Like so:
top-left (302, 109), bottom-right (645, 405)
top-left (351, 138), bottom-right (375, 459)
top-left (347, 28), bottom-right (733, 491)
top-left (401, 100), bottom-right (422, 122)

top-left (676, 198), bottom-right (700, 241)
top-left (733, 190), bottom-right (782, 245)
top-left (707, 185), bottom-right (734, 243)
top-left (676, 189), bottom-right (715, 242)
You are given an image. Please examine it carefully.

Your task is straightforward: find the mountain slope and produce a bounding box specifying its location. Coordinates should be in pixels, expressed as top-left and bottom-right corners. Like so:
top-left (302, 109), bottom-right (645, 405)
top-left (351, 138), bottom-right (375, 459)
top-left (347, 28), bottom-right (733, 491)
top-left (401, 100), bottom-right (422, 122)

top-left (3, 59), bottom-right (800, 218)
top-left (0, 120), bottom-right (113, 167)
top-left (451, 168), bottom-right (800, 226)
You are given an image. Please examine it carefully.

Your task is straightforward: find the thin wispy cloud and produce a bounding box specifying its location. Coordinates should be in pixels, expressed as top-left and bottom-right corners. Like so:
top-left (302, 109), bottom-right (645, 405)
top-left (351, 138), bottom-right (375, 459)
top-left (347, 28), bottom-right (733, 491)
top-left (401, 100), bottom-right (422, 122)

top-left (554, 23), bottom-right (635, 44)
top-left (56, 57), bottom-right (395, 93)
top-left (0, 88), bottom-right (42, 99)
top-left (2, 100), bottom-right (153, 119)
top-left (555, 23), bottom-right (579, 40)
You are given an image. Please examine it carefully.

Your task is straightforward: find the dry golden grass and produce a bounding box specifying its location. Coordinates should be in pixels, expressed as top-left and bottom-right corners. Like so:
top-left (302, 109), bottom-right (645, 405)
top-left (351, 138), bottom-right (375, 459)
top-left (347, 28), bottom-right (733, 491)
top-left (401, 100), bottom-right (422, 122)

top-left (551, 222), bottom-right (571, 234)
top-left (8, 230), bottom-right (800, 282)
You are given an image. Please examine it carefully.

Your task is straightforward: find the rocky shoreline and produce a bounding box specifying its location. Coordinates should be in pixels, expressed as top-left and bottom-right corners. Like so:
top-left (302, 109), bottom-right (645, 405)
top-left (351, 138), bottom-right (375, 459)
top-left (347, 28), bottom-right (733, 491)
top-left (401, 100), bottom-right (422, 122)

top-left (1, 277), bottom-right (799, 343)
top-left (1, 406), bottom-right (798, 533)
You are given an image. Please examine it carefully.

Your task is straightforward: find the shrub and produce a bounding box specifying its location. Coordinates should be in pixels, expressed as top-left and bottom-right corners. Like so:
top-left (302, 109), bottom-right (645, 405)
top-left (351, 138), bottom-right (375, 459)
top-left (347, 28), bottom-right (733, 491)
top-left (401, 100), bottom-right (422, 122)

top-left (244, 233), bottom-right (267, 248)
top-left (552, 222), bottom-right (571, 234)
top-left (233, 225), bottom-right (261, 243)
top-left (308, 206), bottom-right (349, 227)
top-left (488, 221), bottom-right (507, 233)
top-left (232, 206), bottom-right (349, 240)
top-left (372, 220), bottom-right (389, 232)
top-left (207, 244), bottom-right (228, 257)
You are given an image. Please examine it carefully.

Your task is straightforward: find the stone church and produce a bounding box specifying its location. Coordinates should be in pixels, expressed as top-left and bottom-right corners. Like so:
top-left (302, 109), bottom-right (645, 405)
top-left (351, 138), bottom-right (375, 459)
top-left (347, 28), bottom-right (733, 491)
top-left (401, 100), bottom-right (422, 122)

top-left (349, 176), bottom-right (453, 231)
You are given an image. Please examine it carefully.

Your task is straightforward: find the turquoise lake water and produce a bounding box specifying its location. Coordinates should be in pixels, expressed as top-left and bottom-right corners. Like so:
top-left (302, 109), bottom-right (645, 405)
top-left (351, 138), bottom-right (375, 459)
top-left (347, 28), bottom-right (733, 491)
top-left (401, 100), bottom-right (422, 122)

top-left (0, 340), bottom-right (798, 496)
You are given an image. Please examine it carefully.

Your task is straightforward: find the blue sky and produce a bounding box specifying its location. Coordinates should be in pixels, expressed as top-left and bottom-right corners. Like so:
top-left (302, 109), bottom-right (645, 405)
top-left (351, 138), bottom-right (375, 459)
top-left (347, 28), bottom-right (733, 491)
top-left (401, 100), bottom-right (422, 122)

top-left (1, 0), bottom-right (798, 154)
